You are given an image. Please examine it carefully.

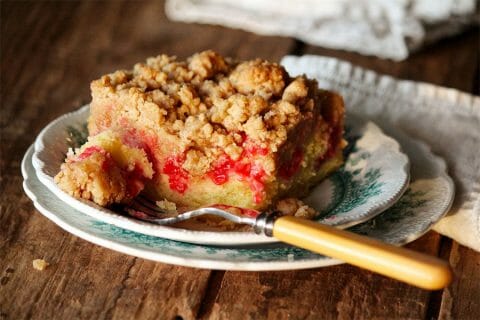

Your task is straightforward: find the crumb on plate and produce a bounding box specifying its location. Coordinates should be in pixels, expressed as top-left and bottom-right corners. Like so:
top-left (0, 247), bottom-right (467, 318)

top-left (156, 199), bottom-right (178, 212)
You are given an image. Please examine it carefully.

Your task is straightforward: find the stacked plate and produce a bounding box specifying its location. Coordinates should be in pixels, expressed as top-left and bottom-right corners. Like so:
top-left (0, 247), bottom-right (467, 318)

top-left (23, 91), bottom-right (455, 272)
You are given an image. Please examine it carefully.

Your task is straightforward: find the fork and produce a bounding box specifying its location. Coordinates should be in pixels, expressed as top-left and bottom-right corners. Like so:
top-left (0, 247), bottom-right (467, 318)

top-left (126, 207), bottom-right (452, 290)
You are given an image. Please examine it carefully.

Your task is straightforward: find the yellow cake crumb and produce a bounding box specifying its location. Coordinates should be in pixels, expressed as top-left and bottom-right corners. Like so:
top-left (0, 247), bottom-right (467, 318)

top-left (32, 259), bottom-right (49, 271)
top-left (156, 199), bottom-right (177, 213)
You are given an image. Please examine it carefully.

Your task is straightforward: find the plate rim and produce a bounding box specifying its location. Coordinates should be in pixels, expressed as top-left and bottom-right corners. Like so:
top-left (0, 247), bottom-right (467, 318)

top-left (22, 141), bottom-right (454, 270)
top-left (31, 105), bottom-right (410, 245)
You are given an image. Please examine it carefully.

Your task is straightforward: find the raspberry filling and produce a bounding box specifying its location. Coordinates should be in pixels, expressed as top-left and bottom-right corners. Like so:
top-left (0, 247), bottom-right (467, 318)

top-left (76, 146), bottom-right (105, 161)
top-left (120, 126), bottom-right (160, 175)
top-left (125, 164), bottom-right (147, 197)
top-left (163, 154), bottom-right (189, 194)
top-left (207, 154), bottom-right (267, 204)
top-left (279, 147), bottom-right (304, 179)
top-left (103, 119), bottom-right (188, 194)
top-left (206, 134), bottom-right (269, 204)
top-left (76, 145), bottom-right (148, 198)
top-left (76, 146), bottom-right (114, 173)
top-left (316, 124), bottom-right (342, 167)
top-left (208, 155), bottom-right (233, 185)
top-left (244, 142), bottom-right (268, 157)
top-left (118, 126), bottom-right (270, 202)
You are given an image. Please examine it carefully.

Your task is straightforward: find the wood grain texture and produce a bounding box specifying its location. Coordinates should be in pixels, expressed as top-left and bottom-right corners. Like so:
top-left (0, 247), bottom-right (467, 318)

top-left (201, 232), bottom-right (441, 320)
top-left (1, 1), bottom-right (479, 319)
top-left (0, 1), bottom-right (292, 320)
top-left (438, 242), bottom-right (480, 320)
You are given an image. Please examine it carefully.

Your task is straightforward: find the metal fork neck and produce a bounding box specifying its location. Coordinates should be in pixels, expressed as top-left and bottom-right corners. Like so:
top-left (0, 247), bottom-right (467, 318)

top-left (253, 211), bottom-right (283, 237)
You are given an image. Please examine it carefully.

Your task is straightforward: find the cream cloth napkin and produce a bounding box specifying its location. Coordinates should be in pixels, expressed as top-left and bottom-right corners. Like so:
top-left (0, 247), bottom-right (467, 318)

top-left (165, 0), bottom-right (478, 61)
top-left (281, 55), bottom-right (480, 251)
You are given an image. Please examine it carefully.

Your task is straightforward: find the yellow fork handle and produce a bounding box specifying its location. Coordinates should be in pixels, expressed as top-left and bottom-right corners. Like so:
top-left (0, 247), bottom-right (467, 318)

top-left (273, 216), bottom-right (453, 290)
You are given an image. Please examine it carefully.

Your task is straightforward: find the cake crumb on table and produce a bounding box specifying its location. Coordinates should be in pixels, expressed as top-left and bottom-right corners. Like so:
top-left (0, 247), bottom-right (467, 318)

top-left (32, 259), bottom-right (49, 271)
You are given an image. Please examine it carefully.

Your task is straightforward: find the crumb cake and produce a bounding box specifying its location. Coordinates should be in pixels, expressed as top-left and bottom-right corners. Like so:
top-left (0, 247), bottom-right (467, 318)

top-left (55, 50), bottom-right (345, 212)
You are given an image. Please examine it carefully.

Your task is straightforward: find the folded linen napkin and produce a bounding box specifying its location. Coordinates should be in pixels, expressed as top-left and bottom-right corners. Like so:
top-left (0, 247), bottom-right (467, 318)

top-left (165, 0), bottom-right (478, 61)
top-left (280, 55), bottom-right (480, 251)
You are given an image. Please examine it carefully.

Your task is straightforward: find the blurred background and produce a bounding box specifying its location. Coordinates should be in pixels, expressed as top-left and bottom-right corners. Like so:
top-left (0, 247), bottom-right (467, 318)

top-left (2, 0), bottom-right (478, 111)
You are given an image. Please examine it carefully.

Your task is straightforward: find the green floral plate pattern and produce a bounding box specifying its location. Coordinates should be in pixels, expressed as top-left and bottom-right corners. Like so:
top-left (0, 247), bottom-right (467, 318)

top-left (31, 105), bottom-right (409, 245)
top-left (23, 123), bottom-right (453, 270)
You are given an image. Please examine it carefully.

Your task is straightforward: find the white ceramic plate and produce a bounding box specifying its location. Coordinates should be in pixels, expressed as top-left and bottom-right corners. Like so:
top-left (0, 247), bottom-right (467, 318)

top-left (32, 105), bottom-right (409, 245)
top-left (23, 124), bottom-right (453, 269)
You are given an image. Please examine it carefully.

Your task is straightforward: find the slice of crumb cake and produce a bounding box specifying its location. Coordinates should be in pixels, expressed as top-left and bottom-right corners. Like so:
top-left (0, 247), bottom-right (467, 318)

top-left (55, 130), bottom-right (153, 206)
top-left (55, 50), bottom-right (345, 212)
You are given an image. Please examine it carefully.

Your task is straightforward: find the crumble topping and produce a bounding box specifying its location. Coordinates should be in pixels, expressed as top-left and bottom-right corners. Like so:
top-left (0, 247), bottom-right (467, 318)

top-left (90, 50), bottom-right (322, 174)
top-left (55, 151), bottom-right (128, 206)
top-left (188, 50), bottom-right (229, 80)
top-left (228, 59), bottom-right (286, 98)
top-left (276, 198), bottom-right (317, 219)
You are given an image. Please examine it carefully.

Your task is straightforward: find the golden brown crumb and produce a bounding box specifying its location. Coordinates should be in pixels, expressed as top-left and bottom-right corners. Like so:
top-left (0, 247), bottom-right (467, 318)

top-left (293, 205), bottom-right (317, 219)
top-left (282, 77), bottom-right (309, 104)
top-left (32, 259), bottom-right (49, 271)
top-left (54, 152), bottom-right (128, 206)
top-left (276, 198), bottom-right (317, 219)
top-left (229, 59), bottom-right (286, 98)
top-left (188, 50), bottom-right (228, 80)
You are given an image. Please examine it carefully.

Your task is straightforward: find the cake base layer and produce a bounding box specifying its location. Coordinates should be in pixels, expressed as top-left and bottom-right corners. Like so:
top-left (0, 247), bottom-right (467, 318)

top-left (143, 148), bottom-right (344, 210)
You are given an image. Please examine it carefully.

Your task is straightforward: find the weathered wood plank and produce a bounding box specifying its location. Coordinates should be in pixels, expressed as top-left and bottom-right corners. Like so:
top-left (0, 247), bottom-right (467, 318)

top-left (202, 232), bottom-right (441, 320)
top-left (0, 211), bottom-right (212, 320)
top-left (0, 1), bottom-right (294, 320)
top-left (0, 2), bottom-right (214, 319)
top-left (438, 242), bottom-right (480, 320)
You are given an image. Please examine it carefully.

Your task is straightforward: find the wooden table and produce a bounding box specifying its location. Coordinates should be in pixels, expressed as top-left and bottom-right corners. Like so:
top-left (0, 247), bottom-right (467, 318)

top-left (1, 1), bottom-right (479, 319)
